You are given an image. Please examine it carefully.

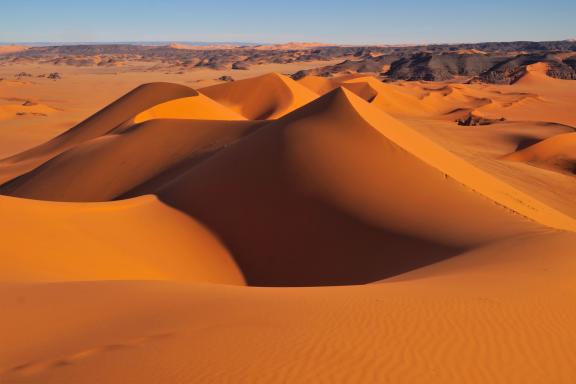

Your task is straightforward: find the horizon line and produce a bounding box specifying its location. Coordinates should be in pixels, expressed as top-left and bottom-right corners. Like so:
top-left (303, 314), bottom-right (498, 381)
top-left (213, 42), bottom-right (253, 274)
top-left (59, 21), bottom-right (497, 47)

top-left (1, 38), bottom-right (575, 47)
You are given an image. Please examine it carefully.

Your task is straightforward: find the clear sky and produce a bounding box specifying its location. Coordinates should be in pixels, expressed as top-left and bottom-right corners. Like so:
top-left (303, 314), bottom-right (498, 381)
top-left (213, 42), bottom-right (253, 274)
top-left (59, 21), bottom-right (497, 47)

top-left (1, 0), bottom-right (575, 44)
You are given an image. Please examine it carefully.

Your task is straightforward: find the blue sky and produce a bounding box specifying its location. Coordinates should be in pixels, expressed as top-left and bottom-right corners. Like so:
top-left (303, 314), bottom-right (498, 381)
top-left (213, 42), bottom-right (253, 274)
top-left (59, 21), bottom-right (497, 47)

top-left (1, 0), bottom-right (575, 44)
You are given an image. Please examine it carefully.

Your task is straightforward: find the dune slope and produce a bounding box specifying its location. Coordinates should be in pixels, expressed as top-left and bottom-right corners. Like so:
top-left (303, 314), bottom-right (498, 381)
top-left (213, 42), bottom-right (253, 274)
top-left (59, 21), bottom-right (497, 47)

top-left (502, 132), bottom-right (576, 174)
top-left (0, 195), bottom-right (244, 284)
top-left (200, 73), bottom-right (318, 120)
top-left (0, 83), bottom-right (200, 184)
top-left (158, 87), bottom-right (566, 286)
top-left (0, 119), bottom-right (263, 201)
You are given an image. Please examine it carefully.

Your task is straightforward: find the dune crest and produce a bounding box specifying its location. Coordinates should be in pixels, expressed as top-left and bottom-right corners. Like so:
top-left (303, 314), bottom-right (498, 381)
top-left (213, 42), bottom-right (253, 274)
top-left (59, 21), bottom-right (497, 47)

top-left (200, 73), bottom-right (318, 119)
top-left (0, 119), bottom-right (262, 201)
top-left (128, 94), bottom-right (246, 125)
top-left (158, 87), bottom-right (572, 286)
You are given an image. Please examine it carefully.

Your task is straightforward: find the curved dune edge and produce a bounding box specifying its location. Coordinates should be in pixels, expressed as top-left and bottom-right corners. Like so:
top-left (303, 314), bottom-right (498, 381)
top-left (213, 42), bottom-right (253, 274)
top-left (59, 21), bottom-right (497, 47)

top-left (0, 82), bottom-right (201, 184)
top-left (501, 132), bottom-right (576, 174)
top-left (157, 87), bottom-right (552, 286)
top-left (0, 119), bottom-right (263, 201)
top-left (299, 75), bottom-right (491, 118)
top-left (128, 94), bottom-right (247, 125)
top-left (338, 88), bottom-right (576, 232)
top-left (200, 72), bottom-right (318, 120)
top-left (0, 194), bottom-right (244, 285)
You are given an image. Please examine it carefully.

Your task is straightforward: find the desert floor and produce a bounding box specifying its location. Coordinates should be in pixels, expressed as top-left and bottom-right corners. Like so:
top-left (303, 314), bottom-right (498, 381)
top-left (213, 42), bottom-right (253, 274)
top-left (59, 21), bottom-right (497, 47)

top-left (1, 60), bottom-right (575, 383)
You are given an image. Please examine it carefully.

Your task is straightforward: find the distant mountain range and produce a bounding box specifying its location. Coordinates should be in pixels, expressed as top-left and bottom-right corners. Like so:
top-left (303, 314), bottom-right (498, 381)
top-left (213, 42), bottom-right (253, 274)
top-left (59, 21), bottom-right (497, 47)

top-left (2, 40), bottom-right (575, 83)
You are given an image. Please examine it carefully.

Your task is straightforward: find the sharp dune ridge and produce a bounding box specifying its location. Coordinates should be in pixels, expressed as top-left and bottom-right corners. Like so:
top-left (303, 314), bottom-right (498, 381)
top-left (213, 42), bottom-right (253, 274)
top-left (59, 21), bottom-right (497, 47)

top-left (199, 72), bottom-right (318, 120)
top-left (1, 68), bottom-right (576, 383)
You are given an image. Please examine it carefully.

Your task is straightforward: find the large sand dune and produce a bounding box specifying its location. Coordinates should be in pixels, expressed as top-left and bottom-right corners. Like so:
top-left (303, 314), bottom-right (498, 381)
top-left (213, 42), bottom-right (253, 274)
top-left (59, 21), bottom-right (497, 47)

top-left (1, 68), bottom-right (575, 383)
top-left (200, 73), bottom-right (318, 119)
top-left (159, 87), bottom-right (571, 286)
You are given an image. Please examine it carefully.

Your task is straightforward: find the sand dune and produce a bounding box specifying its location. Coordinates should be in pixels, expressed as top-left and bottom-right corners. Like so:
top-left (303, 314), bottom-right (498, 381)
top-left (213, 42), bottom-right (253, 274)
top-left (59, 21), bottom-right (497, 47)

top-left (502, 132), bottom-right (576, 174)
top-left (298, 71), bottom-right (576, 128)
top-left (1, 119), bottom-right (263, 201)
top-left (474, 63), bottom-right (576, 126)
top-left (200, 73), bottom-right (318, 119)
top-left (158, 87), bottom-right (575, 286)
top-left (0, 195), bottom-right (243, 284)
top-left (297, 73), bottom-right (369, 94)
top-left (299, 75), bottom-right (436, 117)
top-left (128, 94), bottom-right (246, 124)
top-left (0, 83), bottom-right (235, 184)
top-left (298, 75), bottom-right (492, 118)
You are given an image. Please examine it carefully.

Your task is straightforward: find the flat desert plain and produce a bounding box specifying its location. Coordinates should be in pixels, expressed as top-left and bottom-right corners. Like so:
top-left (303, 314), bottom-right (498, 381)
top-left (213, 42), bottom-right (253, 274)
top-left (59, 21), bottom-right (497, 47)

top-left (1, 55), bottom-right (576, 383)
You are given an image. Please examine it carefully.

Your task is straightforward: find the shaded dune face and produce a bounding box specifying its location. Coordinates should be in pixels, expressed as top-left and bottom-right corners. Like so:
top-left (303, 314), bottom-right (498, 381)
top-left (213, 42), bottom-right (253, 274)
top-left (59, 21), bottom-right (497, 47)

top-left (502, 132), bottom-right (576, 174)
top-left (159, 88), bottom-right (542, 286)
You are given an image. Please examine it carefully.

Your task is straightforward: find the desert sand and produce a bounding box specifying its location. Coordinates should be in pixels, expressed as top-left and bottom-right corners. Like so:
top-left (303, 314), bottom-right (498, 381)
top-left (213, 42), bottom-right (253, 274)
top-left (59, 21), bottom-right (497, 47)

top-left (1, 54), bottom-right (576, 383)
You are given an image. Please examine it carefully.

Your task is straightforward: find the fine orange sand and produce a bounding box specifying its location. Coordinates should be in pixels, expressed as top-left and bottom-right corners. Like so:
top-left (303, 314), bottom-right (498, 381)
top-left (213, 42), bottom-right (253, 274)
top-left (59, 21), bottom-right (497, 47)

top-left (1, 62), bottom-right (576, 383)
top-left (199, 73), bottom-right (318, 120)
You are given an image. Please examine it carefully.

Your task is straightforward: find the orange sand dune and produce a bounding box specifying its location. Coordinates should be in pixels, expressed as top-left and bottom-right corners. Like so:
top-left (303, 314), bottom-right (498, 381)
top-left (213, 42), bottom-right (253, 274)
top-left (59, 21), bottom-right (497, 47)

top-left (344, 76), bottom-right (438, 116)
top-left (299, 75), bottom-right (491, 118)
top-left (200, 72), bottom-right (318, 119)
top-left (300, 73), bottom-right (575, 127)
top-left (297, 74), bottom-right (336, 94)
top-left (297, 73), bottom-right (380, 95)
top-left (128, 94), bottom-right (246, 124)
top-left (0, 195), bottom-right (243, 284)
top-left (299, 75), bottom-right (434, 117)
top-left (0, 83), bottom-right (233, 184)
top-left (1, 230), bottom-right (575, 383)
top-left (502, 132), bottom-right (576, 174)
top-left (474, 63), bottom-right (576, 126)
top-left (159, 88), bottom-right (576, 286)
top-left (1, 119), bottom-right (263, 201)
